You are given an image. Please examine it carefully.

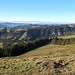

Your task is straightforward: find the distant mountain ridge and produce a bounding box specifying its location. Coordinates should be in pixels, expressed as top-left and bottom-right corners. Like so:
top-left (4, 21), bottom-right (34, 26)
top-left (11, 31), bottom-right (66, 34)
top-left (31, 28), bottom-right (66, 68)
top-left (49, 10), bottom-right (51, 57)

top-left (0, 24), bottom-right (75, 42)
top-left (0, 22), bottom-right (26, 28)
top-left (0, 22), bottom-right (74, 28)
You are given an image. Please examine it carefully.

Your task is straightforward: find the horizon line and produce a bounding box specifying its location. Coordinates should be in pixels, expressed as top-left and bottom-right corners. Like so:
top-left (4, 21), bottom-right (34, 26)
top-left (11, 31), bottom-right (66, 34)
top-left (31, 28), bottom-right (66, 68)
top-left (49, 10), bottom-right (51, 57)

top-left (0, 20), bottom-right (74, 23)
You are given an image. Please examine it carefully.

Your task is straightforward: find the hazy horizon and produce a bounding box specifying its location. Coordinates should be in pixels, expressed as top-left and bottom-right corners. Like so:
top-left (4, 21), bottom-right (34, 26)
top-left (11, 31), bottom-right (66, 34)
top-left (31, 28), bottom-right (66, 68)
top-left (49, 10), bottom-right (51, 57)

top-left (0, 21), bottom-right (73, 24)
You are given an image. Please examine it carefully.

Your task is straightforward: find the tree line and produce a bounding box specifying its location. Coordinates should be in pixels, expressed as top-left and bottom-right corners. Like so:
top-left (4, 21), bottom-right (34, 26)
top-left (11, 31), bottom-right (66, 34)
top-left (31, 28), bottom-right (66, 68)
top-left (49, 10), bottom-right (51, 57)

top-left (0, 37), bottom-right (75, 57)
top-left (0, 38), bottom-right (51, 57)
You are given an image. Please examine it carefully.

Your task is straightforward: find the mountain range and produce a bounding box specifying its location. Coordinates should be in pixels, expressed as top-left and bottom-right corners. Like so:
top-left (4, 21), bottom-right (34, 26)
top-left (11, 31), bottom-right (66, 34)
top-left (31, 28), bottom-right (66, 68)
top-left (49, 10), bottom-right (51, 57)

top-left (0, 21), bottom-right (74, 28)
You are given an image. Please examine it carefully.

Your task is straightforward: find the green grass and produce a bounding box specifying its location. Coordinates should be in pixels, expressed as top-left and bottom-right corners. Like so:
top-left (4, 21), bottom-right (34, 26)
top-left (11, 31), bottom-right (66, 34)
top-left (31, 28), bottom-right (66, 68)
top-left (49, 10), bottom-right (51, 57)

top-left (0, 43), bottom-right (75, 75)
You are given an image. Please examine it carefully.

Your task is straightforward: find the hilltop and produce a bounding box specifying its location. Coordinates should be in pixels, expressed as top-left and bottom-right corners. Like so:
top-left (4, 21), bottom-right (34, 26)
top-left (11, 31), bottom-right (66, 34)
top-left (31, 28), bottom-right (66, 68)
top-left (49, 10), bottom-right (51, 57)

top-left (0, 44), bottom-right (75, 75)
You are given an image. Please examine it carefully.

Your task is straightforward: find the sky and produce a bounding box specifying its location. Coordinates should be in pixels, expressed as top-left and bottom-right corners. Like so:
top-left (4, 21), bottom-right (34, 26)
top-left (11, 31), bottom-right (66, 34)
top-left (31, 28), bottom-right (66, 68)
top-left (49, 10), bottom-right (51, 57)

top-left (0, 0), bottom-right (75, 23)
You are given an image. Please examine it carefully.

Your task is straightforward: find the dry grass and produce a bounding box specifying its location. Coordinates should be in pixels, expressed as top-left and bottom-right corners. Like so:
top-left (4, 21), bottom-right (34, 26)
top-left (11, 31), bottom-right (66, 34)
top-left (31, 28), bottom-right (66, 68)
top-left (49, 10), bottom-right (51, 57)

top-left (0, 44), bottom-right (75, 75)
top-left (58, 35), bottom-right (75, 39)
top-left (20, 44), bottom-right (75, 57)
top-left (0, 42), bottom-right (3, 48)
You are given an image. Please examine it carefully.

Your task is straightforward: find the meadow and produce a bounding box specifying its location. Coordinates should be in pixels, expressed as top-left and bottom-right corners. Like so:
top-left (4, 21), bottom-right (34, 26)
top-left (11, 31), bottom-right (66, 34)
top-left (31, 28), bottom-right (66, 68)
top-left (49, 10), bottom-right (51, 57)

top-left (0, 43), bottom-right (75, 75)
top-left (58, 34), bottom-right (75, 39)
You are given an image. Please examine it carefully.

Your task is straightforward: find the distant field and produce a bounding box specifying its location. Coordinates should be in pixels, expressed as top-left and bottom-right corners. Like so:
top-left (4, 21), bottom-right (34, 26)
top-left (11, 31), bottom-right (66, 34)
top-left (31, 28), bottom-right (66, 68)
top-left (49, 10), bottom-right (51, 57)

top-left (19, 32), bottom-right (27, 40)
top-left (0, 42), bottom-right (3, 48)
top-left (0, 28), bottom-right (3, 31)
top-left (58, 35), bottom-right (75, 39)
top-left (7, 28), bottom-right (10, 32)
top-left (15, 28), bottom-right (27, 32)
top-left (0, 43), bottom-right (75, 75)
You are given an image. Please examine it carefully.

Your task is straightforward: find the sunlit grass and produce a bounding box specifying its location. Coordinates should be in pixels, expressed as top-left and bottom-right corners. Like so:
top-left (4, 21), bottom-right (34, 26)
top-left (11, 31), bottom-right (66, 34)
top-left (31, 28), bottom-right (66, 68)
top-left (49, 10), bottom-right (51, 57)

top-left (58, 35), bottom-right (75, 39)
top-left (0, 43), bottom-right (75, 75)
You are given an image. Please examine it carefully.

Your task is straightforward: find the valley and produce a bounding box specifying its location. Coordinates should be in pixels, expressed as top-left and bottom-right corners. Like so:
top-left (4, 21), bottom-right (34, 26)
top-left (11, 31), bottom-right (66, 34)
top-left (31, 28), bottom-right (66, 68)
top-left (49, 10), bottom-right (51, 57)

top-left (0, 23), bottom-right (75, 43)
top-left (1, 0), bottom-right (75, 75)
top-left (0, 23), bottom-right (75, 75)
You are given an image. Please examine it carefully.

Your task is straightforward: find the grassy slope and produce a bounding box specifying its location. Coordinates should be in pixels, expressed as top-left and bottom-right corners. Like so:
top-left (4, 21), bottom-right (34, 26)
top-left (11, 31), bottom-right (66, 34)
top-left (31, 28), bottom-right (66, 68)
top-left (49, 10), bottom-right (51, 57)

top-left (58, 34), bottom-right (75, 39)
top-left (19, 32), bottom-right (27, 40)
top-left (0, 44), bottom-right (75, 75)
top-left (0, 43), bottom-right (3, 48)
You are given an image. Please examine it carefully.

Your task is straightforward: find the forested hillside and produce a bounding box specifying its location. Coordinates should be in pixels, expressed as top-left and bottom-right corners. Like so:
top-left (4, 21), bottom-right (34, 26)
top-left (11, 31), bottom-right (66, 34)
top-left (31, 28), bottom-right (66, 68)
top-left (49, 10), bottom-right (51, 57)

top-left (0, 24), bottom-right (75, 75)
top-left (0, 24), bottom-right (75, 42)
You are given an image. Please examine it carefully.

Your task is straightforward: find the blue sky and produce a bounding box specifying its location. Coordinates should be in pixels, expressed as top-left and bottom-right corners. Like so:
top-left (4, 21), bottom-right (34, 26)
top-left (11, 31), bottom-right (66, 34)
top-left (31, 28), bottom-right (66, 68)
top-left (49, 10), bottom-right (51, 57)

top-left (0, 0), bottom-right (75, 22)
